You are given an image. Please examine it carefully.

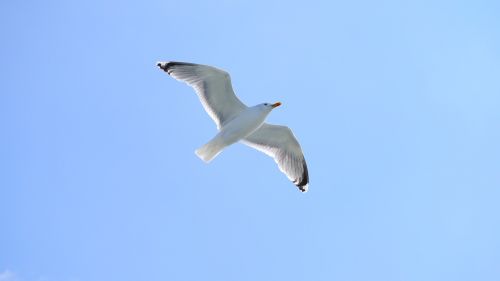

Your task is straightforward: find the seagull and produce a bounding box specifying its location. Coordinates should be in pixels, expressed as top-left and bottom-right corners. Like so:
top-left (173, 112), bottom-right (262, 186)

top-left (157, 61), bottom-right (309, 192)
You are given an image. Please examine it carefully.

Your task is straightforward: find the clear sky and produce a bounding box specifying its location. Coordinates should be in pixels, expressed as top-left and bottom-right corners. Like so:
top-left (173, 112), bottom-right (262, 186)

top-left (1, 1), bottom-right (500, 280)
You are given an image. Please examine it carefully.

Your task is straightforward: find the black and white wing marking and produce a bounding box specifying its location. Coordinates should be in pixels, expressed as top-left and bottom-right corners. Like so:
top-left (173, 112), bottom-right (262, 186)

top-left (157, 61), bottom-right (247, 129)
top-left (242, 124), bottom-right (309, 192)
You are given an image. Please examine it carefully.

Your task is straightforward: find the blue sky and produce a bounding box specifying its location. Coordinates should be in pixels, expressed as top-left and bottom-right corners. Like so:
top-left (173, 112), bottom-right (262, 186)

top-left (1, 0), bottom-right (500, 280)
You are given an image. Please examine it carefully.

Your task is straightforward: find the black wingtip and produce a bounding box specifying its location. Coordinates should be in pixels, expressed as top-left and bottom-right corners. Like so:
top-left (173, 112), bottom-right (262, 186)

top-left (157, 61), bottom-right (172, 73)
top-left (296, 160), bottom-right (309, 192)
top-left (157, 61), bottom-right (198, 75)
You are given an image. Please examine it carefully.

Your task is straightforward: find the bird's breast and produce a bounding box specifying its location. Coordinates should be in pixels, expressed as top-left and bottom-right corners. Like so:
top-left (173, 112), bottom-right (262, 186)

top-left (219, 109), bottom-right (269, 144)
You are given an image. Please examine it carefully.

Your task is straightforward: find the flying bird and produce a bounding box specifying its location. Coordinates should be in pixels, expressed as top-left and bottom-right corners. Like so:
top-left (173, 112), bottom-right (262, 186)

top-left (157, 61), bottom-right (309, 192)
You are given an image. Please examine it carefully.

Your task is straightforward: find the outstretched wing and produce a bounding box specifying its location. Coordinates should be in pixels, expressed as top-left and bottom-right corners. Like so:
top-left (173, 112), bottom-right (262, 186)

top-left (157, 61), bottom-right (247, 129)
top-left (242, 123), bottom-right (309, 192)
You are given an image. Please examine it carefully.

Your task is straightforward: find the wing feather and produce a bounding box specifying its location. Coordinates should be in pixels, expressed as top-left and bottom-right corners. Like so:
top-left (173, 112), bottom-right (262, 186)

top-left (242, 124), bottom-right (309, 192)
top-left (158, 61), bottom-right (247, 129)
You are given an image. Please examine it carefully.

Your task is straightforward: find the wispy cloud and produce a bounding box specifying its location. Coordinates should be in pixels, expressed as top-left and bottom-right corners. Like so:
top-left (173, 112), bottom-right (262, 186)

top-left (0, 270), bottom-right (77, 281)
top-left (0, 270), bottom-right (18, 281)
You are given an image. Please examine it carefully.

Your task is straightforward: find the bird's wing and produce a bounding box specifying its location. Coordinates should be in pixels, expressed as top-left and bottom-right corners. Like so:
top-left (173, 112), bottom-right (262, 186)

top-left (158, 61), bottom-right (247, 129)
top-left (242, 123), bottom-right (309, 192)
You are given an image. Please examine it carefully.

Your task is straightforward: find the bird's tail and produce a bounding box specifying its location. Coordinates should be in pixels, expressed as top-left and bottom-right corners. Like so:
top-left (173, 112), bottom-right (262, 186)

top-left (195, 136), bottom-right (226, 163)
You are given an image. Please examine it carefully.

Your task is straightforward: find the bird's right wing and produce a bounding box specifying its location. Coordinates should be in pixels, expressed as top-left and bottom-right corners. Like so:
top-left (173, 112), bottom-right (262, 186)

top-left (157, 61), bottom-right (247, 129)
top-left (242, 123), bottom-right (309, 192)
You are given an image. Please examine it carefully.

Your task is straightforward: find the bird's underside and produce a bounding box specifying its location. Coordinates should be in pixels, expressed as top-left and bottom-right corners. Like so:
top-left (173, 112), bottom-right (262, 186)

top-left (157, 61), bottom-right (309, 192)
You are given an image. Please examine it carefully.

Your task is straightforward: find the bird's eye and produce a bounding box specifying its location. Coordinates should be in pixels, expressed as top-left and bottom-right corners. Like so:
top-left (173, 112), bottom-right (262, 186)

top-left (264, 103), bottom-right (269, 106)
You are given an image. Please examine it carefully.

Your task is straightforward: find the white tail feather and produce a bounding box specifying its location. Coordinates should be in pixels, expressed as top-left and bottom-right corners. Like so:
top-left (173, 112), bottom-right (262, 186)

top-left (195, 137), bottom-right (225, 163)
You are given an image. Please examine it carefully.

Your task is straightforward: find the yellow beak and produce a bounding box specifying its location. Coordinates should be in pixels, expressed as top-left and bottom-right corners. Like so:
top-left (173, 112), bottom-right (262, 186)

top-left (272, 102), bottom-right (282, 108)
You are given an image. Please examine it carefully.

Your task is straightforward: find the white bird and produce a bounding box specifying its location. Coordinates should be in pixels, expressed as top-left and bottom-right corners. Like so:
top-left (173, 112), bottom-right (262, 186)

top-left (157, 61), bottom-right (309, 192)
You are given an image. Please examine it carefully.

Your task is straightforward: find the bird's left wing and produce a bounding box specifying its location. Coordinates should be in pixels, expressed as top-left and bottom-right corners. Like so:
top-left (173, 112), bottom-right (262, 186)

top-left (242, 124), bottom-right (309, 192)
top-left (157, 61), bottom-right (247, 129)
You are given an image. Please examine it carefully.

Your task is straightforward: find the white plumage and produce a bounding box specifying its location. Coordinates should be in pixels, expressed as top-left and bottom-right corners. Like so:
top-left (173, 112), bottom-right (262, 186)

top-left (157, 61), bottom-right (309, 192)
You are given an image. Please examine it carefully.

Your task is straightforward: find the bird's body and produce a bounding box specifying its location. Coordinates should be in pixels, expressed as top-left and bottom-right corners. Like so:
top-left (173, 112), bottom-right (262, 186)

top-left (157, 61), bottom-right (309, 192)
top-left (219, 104), bottom-right (274, 146)
top-left (195, 103), bottom-right (276, 162)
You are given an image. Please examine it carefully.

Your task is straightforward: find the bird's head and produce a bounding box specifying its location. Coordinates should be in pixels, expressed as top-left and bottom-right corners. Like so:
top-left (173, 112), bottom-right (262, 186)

top-left (261, 102), bottom-right (282, 111)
